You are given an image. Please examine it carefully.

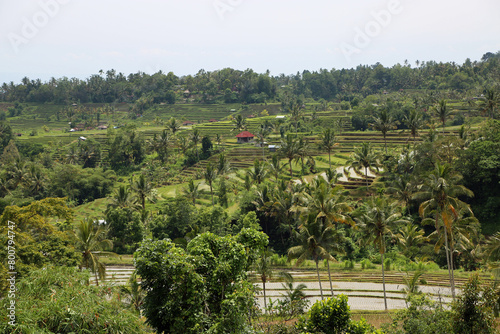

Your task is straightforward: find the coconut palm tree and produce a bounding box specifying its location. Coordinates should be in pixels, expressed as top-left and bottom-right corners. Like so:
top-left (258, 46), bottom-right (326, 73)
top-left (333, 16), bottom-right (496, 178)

top-left (204, 162), bottom-right (217, 205)
top-left (108, 185), bottom-right (137, 210)
top-left (414, 162), bottom-right (474, 299)
top-left (403, 109), bottom-right (424, 147)
top-left (73, 218), bottom-right (115, 286)
top-left (247, 158), bottom-right (267, 185)
top-left (232, 114), bottom-right (247, 132)
top-left (346, 142), bottom-right (380, 188)
top-left (356, 197), bottom-right (408, 310)
top-left (279, 134), bottom-right (300, 179)
top-left (434, 99), bottom-right (451, 134)
top-left (320, 128), bottom-right (338, 169)
top-left (257, 126), bottom-right (269, 159)
top-left (190, 128), bottom-right (201, 161)
top-left (120, 271), bottom-right (145, 312)
top-left (167, 117), bottom-right (180, 134)
top-left (182, 179), bottom-right (200, 205)
top-left (288, 214), bottom-right (336, 300)
top-left (395, 223), bottom-right (428, 260)
top-left (267, 154), bottom-right (285, 183)
top-left (480, 87), bottom-right (499, 119)
top-left (387, 174), bottom-right (417, 215)
top-left (130, 174), bottom-right (152, 211)
top-left (371, 108), bottom-right (397, 154)
top-left (255, 248), bottom-right (273, 312)
top-left (216, 153), bottom-right (231, 176)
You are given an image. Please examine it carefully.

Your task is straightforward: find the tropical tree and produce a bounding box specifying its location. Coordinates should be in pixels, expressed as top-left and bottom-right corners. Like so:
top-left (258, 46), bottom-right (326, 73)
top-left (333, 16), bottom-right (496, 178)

top-left (434, 99), bottom-right (452, 134)
top-left (108, 185), bottom-right (137, 210)
top-left (267, 154), bottom-right (284, 183)
top-left (190, 128), bottom-right (201, 161)
top-left (371, 108), bottom-right (397, 154)
top-left (403, 109), bottom-right (424, 146)
top-left (255, 248), bottom-right (273, 312)
top-left (288, 213), bottom-right (336, 300)
top-left (279, 134), bottom-right (300, 179)
top-left (346, 142), bottom-right (380, 187)
top-left (247, 158), bottom-right (267, 185)
top-left (257, 126), bottom-right (269, 159)
top-left (387, 174), bottom-right (417, 214)
top-left (130, 173), bottom-right (153, 211)
top-left (480, 87), bottom-right (499, 119)
top-left (232, 114), bottom-right (247, 132)
top-left (414, 162), bottom-right (474, 298)
top-left (182, 179), bottom-right (200, 205)
top-left (320, 128), bottom-right (338, 168)
top-left (356, 197), bottom-right (408, 310)
top-left (120, 271), bottom-right (145, 312)
top-left (151, 129), bottom-right (171, 162)
top-left (216, 153), bottom-right (231, 176)
top-left (395, 223), bottom-right (428, 260)
top-left (167, 117), bottom-right (180, 134)
top-left (73, 218), bottom-right (115, 286)
top-left (204, 162), bottom-right (217, 205)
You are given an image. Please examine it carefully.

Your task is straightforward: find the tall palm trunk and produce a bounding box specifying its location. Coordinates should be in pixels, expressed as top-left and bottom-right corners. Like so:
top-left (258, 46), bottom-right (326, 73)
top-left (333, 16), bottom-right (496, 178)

top-left (438, 212), bottom-right (455, 299)
top-left (443, 224), bottom-right (455, 298)
top-left (328, 151), bottom-right (332, 169)
top-left (326, 259), bottom-right (334, 296)
top-left (381, 252), bottom-right (387, 311)
top-left (315, 259), bottom-right (324, 300)
top-left (289, 159), bottom-right (293, 179)
top-left (262, 279), bottom-right (267, 312)
top-left (384, 134), bottom-right (388, 154)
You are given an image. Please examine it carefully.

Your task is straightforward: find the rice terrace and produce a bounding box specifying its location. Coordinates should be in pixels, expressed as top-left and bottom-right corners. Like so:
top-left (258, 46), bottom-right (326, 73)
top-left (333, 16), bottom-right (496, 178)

top-left (1, 2), bottom-right (500, 332)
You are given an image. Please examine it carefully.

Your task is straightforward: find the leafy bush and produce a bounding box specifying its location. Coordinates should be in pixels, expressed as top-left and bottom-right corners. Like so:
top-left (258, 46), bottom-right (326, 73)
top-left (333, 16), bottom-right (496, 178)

top-left (0, 266), bottom-right (149, 333)
top-left (361, 259), bottom-right (376, 270)
top-left (296, 295), bottom-right (381, 333)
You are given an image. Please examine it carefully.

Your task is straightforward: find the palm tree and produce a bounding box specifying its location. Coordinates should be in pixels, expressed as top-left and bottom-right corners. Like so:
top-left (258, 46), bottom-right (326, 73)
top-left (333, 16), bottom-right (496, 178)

top-left (182, 179), bottom-right (200, 205)
top-left (255, 248), bottom-right (273, 312)
top-left (356, 197), bottom-right (407, 310)
top-left (346, 142), bottom-right (380, 188)
top-left (395, 223), bottom-right (428, 260)
top-left (414, 162), bottom-right (474, 299)
top-left (120, 271), bottom-right (145, 312)
top-left (288, 214), bottom-right (335, 300)
top-left (267, 154), bottom-right (284, 183)
top-left (216, 153), bottom-right (231, 176)
top-left (190, 128), bottom-right (201, 161)
top-left (247, 158), bottom-right (267, 185)
top-left (387, 174), bottom-right (417, 214)
top-left (320, 128), bottom-right (338, 168)
top-left (371, 108), bottom-right (397, 154)
top-left (299, 181), bottom-right (352, 295)
top-left (152, 129), bottom-right (171, 163)
top-left (73, 219), bottom-right (115, 286)
top-left (403, 109), bottom-right (424, 147)
top-left (257, 126), bottom-right (269, 159)
top-left (290, 103), bottom-right (304, 135)
top-left (167, 117), bottom-right (180, 134)
top-left (130, 174), bottom-right (152, 211)
top-left (279, 134), bottom-right (300, 179)
top-left (204, 162), bottom-right (217, 205)
top-left (434, 99), bottom-right (451, 134)
top-left (108, 185), bottom-right (136, 210)
top-left (480, 87), bottom-right (499, 119)
top-left (295, 136), bottom-right (312, 175)
top-left (232, 114), bottom-right (247, 132)
top-left (176, 135), bottom-right (189, 155)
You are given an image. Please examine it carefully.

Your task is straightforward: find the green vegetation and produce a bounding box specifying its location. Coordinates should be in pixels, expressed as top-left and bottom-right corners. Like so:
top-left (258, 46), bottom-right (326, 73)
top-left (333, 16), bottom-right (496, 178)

top-left (1, 55), bottom-right (500, 332)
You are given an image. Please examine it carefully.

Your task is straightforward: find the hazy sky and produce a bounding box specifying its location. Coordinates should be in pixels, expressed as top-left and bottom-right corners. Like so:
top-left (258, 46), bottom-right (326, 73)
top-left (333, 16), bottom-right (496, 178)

top-left (1, 0), bottom-right (499, 83)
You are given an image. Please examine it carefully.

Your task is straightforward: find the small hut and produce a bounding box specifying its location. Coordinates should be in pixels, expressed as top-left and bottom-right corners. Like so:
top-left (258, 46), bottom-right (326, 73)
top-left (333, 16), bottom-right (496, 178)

top-left (236, 131), bottom-right (255, 144)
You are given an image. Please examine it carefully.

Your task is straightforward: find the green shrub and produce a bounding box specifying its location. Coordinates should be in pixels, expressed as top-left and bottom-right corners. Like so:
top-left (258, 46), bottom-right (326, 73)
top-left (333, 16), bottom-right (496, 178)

top-left (361, 259), bottom-right (375, 270)
top-left (296, 295), bottom-right (381, 334)
top-left (384, 258), bottom-right (392, 271)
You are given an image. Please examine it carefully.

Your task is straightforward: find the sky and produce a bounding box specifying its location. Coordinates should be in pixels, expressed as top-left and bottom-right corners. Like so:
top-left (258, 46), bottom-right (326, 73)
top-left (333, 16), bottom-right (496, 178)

top-left (1, 0), bottom-right (500, 84)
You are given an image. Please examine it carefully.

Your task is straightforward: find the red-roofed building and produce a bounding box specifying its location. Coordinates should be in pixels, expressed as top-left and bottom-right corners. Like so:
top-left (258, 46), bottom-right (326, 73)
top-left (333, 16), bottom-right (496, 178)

top-left (236, 131), bottom-right (255, 144)
top-left (208, 119), bottom-right (218, 123)
top-left (183, 120), bottom-right (195, 126)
